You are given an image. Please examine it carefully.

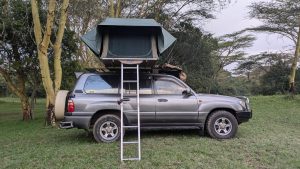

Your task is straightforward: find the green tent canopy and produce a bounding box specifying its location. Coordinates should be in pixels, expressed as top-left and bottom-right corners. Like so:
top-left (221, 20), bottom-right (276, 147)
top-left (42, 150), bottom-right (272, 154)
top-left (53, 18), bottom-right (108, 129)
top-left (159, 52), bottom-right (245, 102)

top-left (81, 18), bottom-right (176, 67)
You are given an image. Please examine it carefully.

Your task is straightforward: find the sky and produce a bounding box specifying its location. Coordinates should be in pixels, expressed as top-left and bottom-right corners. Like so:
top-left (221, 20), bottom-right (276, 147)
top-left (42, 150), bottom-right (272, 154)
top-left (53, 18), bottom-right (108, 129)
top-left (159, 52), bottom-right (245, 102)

top-left (203, 0), bottom-right (295, 70)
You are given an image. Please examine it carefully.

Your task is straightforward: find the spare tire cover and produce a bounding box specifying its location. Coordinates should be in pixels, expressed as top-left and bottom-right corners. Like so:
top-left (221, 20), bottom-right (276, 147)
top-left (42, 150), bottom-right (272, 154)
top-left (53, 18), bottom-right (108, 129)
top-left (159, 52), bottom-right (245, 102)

top-left (54, 90), bottom-right (69, 121)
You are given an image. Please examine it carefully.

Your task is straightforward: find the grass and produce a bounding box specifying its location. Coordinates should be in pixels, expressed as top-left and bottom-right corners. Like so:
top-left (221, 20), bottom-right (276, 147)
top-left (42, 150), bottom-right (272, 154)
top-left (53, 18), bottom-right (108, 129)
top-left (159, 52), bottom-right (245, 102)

top-left (0, 96), bottom-right (299, 169)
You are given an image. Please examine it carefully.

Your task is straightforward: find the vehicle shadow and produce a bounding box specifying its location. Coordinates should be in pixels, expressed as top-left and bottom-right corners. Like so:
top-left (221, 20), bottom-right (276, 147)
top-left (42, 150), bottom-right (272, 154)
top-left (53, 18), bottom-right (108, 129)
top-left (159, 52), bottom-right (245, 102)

top-left (126, 128), bottom-right (206, 139)
top-left (57, 128), bottom-right (208, 144)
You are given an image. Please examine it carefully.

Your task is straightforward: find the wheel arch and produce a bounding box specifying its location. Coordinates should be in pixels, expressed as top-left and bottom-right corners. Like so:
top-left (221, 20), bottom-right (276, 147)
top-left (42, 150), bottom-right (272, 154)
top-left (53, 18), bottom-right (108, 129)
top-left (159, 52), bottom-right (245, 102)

top-left (89, 109), bottom-right (128, 129)
top-left (205, 108), bottom-right (237, 127)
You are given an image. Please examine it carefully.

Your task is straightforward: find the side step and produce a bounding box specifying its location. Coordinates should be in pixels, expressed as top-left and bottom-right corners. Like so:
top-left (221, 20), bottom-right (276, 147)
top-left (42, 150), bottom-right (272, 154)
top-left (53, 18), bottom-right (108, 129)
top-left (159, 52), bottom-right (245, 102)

top-left (59, 121), bottom-right (74, 129)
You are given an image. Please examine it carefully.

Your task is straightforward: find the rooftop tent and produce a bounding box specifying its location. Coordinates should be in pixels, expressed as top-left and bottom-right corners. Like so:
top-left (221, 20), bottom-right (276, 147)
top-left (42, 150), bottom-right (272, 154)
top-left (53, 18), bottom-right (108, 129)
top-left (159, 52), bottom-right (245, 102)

top-left (81, 18), bottom-right (176, 67)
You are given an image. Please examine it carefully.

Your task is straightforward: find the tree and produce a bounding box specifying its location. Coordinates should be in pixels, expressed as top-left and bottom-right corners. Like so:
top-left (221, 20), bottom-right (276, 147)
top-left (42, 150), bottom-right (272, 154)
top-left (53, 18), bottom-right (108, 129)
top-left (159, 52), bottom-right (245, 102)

top-left (248, 0), bottom-right (300, 94)
top-left (0, 0), bottom-right (40, 120)
top-left (161, 21), bottom-right (218, 93)
top-left (236, 52), bottom-right (294, 95)
top-left (31, 0), bottom-right (70, 125)
top-left (211, 31), bottom-right (255, 92)
top-left (67, 0), bottom-right (105, 68)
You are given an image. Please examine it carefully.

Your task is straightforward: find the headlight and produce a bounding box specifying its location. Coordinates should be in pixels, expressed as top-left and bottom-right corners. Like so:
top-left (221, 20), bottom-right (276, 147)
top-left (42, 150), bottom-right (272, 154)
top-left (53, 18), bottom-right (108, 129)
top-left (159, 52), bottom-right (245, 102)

top-left (236, 96), bottom-right (250, 111)
top-left (239, 100), bottom-right (246, 109)
top-left (245, 97), bottom-right (250, 110)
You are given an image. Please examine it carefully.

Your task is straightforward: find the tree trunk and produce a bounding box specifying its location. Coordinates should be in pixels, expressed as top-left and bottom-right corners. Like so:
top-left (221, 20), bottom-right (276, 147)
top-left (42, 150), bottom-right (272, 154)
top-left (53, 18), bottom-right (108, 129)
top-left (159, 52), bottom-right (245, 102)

top-left (115, 0), bottom-right (122, 17)
top-left (288, 22), bottom-right (300, 94)
top-left (54, 0), bottom-right (69, 94)
top-left (30, 82), bottom-right (38, 120)
top-left (20, 96), bottom-right (32, 120)
top-left (31, 0), bottom-right (70, 126)
top-left (109, 0), bottom-right (115, 17)
top-left (0, 67), bottom-right (32, 120)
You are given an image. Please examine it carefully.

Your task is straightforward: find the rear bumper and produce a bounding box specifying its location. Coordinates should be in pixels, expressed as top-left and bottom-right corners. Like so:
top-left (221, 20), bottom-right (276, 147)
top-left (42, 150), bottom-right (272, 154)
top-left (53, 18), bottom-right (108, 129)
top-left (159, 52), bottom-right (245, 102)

top-left (59, 116), bottom-right (91, 130)
top-left (236, 110), bottom-right (252, 123)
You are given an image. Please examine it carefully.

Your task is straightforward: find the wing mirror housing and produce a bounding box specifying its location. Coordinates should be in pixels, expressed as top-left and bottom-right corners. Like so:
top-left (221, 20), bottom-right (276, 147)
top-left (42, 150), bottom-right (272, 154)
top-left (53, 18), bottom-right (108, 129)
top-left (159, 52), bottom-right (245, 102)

top-left (182, 88), bottom-right (192, 97)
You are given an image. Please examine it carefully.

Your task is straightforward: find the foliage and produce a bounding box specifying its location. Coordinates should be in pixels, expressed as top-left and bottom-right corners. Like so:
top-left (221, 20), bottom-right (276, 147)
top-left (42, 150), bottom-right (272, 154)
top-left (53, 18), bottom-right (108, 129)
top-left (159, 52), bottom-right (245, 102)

top-left (0, 96), bottom-right (300, 168)
top-left (216, 31), bottom-right (255, 70)
top-left (259, 61), bottom-right (290, 95)
top-left (249, 0), bottom-right (300, 44)
top-left (235, 52), bottom-right (300, 95)
top-left (0, 0), bottom-right (38, 80)
top-left (0, 0), bottom-right (40, 119)
top-left (248, 0), bottom-right (300, 93)
top-left (161, 21), bottom-right (218, 93)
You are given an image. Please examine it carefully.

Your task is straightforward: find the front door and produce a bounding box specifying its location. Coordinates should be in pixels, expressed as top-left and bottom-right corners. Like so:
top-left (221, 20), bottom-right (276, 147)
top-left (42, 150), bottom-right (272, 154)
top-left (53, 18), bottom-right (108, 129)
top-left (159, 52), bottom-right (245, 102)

top-left (154, 77), bottom-right (199, 124)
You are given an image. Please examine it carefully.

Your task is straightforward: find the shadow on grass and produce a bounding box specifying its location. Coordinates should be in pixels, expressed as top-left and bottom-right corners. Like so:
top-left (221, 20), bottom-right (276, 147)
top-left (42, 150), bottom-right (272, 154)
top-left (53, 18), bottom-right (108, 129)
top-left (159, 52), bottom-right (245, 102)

top-left (56, 128), bottom-right (207, 144)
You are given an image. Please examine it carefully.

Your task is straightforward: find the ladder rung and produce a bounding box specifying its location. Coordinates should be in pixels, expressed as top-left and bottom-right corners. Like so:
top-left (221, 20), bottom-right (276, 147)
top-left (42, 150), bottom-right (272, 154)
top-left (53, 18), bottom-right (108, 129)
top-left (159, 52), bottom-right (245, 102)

top-left (123, 80), bottom-right (137, 83)
top-left (123, 67), bottom-right (137, 69)
top-left (122, 158), bottom-right (140, 161)
top-left (123, 125), bottom-right (138, 128)
top-left (121, 63), bottom-right (141, 161)
top-left (123, 141), bottom-right (139, 144)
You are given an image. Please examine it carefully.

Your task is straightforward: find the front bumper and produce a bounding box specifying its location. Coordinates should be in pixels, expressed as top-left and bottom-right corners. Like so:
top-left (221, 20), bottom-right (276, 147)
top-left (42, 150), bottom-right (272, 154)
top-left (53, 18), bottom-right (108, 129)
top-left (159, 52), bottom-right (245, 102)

top-left (236, 110), bottom-right (252, 123)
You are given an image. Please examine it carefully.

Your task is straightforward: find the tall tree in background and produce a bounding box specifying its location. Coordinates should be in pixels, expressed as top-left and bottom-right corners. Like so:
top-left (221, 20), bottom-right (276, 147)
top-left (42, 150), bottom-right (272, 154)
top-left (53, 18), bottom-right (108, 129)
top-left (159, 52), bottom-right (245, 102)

top-left (31, 0), bottom-right (69, 125)
top-left (249, 0), bottom-right (300, 94)
top-left (211, 31), bottom-right (255, 92)
top-left (0, 0), bottom-right (40, 120)
top-left (68, 0), bottom-right (105, 68)
top-left (163, 22), bottom-right (219, 93)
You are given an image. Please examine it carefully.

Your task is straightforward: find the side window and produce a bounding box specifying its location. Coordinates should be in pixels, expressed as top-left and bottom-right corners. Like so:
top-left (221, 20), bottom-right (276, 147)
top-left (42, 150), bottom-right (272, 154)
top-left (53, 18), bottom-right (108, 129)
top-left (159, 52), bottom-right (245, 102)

top-left (124, 79), bottom-right (152, 95)
top-left (154, 78), bottom-right (186, 95)
top-left (84, 75), bottom-right (118, 94)
top-left (140, 79), bottom-right (152, 94)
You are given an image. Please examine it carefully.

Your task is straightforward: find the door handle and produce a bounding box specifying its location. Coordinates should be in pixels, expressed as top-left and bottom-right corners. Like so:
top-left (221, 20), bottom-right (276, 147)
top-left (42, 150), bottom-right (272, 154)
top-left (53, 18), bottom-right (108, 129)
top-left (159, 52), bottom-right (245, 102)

top-left (158, 99), bottom-right (168, 102)
top-left (118, 98), bottom-right (130, 105)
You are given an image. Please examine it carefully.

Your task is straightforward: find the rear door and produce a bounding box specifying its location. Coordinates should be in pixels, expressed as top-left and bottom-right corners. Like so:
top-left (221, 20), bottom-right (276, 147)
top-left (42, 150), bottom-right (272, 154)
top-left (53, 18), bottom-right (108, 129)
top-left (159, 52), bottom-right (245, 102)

top-left (153, 76), bottom-right (199, 124)
top-left (122, 76), bottom-right (155, 125)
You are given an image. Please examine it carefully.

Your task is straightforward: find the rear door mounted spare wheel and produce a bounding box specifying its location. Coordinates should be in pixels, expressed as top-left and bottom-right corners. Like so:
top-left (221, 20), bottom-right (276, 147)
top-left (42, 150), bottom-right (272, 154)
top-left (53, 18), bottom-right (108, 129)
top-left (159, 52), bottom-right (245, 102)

top-left (54, 90), bottom-right (69, 121)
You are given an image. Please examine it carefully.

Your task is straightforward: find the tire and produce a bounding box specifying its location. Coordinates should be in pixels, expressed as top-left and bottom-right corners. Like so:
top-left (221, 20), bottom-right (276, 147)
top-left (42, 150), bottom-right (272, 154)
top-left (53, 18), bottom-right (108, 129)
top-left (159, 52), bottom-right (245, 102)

top-left (93, 114), bottom-right (121, 143)
top-left (54, 90), bottom-right (69, 121)
top-left (206, 110), bottom-right (238, 139)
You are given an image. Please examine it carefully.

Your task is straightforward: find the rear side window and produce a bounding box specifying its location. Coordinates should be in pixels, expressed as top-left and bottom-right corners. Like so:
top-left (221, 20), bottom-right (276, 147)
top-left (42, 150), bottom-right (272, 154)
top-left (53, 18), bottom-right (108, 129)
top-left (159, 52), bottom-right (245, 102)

top-left (84, 75), bottom-right (118, 94)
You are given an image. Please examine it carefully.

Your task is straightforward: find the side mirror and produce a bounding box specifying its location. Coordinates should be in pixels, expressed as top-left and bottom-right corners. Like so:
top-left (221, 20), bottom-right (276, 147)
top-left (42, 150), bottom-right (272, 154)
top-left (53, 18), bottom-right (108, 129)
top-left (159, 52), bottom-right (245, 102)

top-left (182, 88), bottom-right (192, 97)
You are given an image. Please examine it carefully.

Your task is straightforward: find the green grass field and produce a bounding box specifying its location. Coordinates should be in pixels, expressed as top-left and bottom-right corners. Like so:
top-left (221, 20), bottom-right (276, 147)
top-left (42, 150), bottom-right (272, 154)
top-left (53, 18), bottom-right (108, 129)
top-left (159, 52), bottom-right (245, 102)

top-left (0, 96), bottom-right (299, 169)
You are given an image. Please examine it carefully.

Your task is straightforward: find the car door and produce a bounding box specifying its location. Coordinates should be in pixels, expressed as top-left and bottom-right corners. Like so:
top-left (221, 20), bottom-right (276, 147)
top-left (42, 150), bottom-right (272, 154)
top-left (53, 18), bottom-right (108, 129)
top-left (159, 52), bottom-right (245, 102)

top-left (154, 76), bottom-right (199, 124)
top-left (122, 76), bottom-right (155, 125)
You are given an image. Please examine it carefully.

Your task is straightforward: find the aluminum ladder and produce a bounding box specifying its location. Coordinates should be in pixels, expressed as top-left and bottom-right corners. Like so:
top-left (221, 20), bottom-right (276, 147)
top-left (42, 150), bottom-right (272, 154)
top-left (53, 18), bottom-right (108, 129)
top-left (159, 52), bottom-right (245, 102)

top-left (120, 63), bottom-right (141, 161)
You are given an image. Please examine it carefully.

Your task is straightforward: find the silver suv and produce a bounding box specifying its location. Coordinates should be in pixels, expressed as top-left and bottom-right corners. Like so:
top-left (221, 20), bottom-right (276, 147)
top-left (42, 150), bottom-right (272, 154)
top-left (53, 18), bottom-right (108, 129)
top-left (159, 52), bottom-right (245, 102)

top-left (59, 72), bottom-right (252, 142)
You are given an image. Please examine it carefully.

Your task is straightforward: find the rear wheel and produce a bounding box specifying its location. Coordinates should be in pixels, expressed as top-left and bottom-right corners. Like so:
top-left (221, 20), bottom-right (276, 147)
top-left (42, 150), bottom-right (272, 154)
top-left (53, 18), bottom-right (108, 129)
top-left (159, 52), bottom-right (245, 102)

top-left (206, 110), bottom-right (238, 139)
top-left (93, 114), bottom-right (121, 143)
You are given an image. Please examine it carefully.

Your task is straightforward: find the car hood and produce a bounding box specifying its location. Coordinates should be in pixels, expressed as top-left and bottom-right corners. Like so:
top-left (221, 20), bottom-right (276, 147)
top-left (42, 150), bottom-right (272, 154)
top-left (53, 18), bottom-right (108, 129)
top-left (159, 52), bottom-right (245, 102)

top-left (196, 94), bottom-right (242, 103)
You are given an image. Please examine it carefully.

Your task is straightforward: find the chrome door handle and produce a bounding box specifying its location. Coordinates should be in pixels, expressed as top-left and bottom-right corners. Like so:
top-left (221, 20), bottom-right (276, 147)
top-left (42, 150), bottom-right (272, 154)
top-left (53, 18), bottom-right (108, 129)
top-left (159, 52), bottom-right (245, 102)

top-left (158, 99), bottom-right (168, 102)
top-left (118, 98), bottom-right (130, 105)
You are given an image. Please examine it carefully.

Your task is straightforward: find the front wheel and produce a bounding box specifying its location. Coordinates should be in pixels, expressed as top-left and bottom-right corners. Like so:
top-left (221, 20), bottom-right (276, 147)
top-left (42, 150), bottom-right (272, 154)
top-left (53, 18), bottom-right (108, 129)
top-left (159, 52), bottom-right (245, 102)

top-left (206, 110), bottom-right (238, 139)
top-left (93, 114), bottom-right (121, 143)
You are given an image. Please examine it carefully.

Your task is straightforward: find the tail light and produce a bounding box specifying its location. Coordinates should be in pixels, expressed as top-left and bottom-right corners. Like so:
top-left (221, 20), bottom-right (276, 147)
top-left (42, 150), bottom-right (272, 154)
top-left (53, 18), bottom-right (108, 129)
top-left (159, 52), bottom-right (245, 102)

top-left (67, 99), bottom-right (75, 112)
